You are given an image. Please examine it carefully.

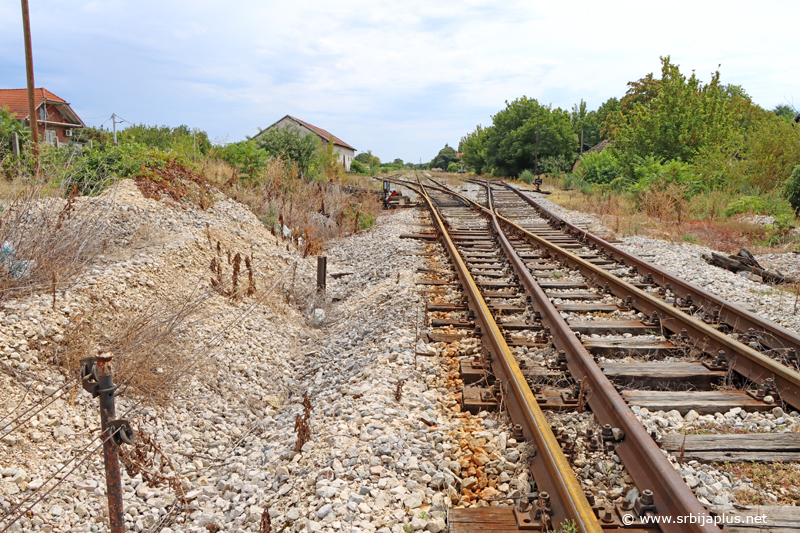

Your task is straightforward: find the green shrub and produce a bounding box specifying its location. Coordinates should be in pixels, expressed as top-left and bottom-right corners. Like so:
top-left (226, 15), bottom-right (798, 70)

top-left (783, 165), bottom-right (800, 215)
top-left (216, 140), bottom-right (270, 179)
top-left (575, 150), bottom-right (622, 184)
top-left (74, 144), bottom-right (168, 195)
top-left (447, 162), bottom-right (460, 173)
top-left (628, 158), bottom-right (703, 196)
top-left (519, 169), bottom-right (535, 184)
top-left (350, 159), bottom-right (366, 174)
top-left (538, 155), bottom-right (572, 175)
top-left (724, 194), bottom-right (794, 218)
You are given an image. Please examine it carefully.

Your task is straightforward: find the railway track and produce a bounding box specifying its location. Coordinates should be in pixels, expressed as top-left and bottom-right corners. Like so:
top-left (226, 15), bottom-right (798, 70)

top-left (392, 174), bottom-right (800, 533)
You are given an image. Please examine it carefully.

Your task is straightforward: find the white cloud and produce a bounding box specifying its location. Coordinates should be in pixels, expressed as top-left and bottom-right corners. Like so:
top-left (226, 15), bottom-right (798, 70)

top-left (0, 0), bottom-right (797, 161)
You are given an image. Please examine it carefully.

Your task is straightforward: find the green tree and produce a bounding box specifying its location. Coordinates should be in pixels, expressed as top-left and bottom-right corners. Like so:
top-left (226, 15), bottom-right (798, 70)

top-left (459, 125), bottom-right (491, 174)
top-left (773, 104), bottom-right (797, 123)
top-left (483, 97), bottom-right (575, 177)
top-left (255, 127), bottom-right (320, 179)
top-left (0, 106), bottom-right (29, 159)
top-left (606, 56), bottom-right (736, 165)
top-left (392, 158), bottom-right (404, 166)
top-left (430, 144), bottom-right (459, 170)
top-left (596, 97), bottom-right (621, 141)
top-left (355, 150), bottom-right (380, 169)
top-left (571, 100), bottom-right (601, 149)
top-left (447, 162), bottom-right (460, 173)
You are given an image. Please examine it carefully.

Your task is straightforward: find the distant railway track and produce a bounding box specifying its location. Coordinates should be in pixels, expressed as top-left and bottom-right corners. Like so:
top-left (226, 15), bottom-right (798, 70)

top-left (389, 173), bottom-right (800, 532)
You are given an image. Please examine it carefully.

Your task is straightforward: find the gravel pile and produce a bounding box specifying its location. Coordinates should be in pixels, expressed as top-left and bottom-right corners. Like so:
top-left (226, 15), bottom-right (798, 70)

top-left (0, 182), bottom-right (526, 533)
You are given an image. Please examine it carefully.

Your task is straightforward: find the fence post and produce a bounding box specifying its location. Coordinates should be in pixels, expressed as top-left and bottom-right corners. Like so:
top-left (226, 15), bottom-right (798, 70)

top-left (81, 352), bottom-right (131, 533)
top-left (11, 132), bottom-right (19, 160)
top-left (317, 256), bottom-right (327, 293)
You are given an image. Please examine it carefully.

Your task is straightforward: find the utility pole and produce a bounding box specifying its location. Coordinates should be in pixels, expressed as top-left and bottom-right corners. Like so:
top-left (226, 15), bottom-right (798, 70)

top-left (111, 113), bottom-right (118, 145)
top-left (534, 117), bottom-right (540, 176)
top-left (20, 0), bottom-right (39, 177)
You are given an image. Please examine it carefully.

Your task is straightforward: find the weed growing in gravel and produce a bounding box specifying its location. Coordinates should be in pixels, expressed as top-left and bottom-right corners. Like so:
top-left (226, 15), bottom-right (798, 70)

top-left (554, 519), bottom-right (577, 533)
top-left (724, 461), bottom-right (800, 505)
top-left (0, 176), bottom-right (107, 305)
top-left (294, 393), bottom-right (313, 452)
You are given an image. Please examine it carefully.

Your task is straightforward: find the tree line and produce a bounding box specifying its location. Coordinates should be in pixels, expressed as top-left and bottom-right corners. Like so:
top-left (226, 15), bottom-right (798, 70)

top-left (458, 56), bottom-right (800, 201)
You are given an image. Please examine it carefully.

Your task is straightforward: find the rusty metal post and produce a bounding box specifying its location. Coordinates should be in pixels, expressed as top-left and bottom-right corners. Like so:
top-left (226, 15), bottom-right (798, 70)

top-left (20, 0), bottom-right (39, 177)
top-left (316, 256), bottom-right (327, 293)
top-left (96, 352), bottom-right (124, 533)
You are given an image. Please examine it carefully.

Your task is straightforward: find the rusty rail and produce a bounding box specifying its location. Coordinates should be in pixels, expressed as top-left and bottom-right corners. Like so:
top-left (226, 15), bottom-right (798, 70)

top-left (415, 180), bottom-right (602, 533)
top-left (481, 184), bottom-right (719, 533)
top-left (500, 183), bottom-right (800, 412)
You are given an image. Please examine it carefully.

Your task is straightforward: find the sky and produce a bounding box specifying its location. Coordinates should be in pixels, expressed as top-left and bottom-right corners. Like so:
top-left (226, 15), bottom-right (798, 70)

top-left (1, 0), bottom-right (798, 163)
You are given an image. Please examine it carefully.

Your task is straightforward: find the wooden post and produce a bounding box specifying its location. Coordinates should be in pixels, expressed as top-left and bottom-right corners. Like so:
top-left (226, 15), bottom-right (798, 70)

top-left (20, 0), bottom-right (39, 178)
top-left (316, 256), bottom-right (327, 293)
top-left (11, 131), bottom-right (19, 159)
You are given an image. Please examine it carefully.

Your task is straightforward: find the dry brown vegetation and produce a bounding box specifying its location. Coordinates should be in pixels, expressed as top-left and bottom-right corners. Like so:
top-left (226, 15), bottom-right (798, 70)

top-left (534, 176), bottom-right (792, 254)
top-left (0, 177), bottom-right (107, 306)
top-left (223, 159), bottom-right (382, 257)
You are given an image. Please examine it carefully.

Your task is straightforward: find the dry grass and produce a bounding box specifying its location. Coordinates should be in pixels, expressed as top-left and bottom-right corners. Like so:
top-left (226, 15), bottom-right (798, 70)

top-left (50, 298), bottom-right (207, 400)
top-left (0, 177), bottom-right (108, 305)
top-left (542, 179), bottom-right (792, 253)
top-left (226, 159), bottom-right (382, 254)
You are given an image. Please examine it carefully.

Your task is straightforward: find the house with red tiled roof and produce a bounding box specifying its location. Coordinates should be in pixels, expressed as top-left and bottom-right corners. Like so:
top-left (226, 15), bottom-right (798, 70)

top-left (0, 88), bottom-right (84, 145)
top-left (256, 115), bottom-right (356, 171)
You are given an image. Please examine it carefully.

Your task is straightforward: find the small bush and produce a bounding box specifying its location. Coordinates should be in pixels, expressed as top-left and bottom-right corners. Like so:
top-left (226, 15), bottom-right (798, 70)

top-left (350, 159), bottom-right (366, 174)
top-left (576, 150), bottom-right (623, 184)
top-left (519, 169), bottom-right (535, 184)
top-left (447, 162), bottom-right (460, 173)
top-left (783, 165), bottom-right (800, 215)
top-left (724, 194), bottom-right (793, 218)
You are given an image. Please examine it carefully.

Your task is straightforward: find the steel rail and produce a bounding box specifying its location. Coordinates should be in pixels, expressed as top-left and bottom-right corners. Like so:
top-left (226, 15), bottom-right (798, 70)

top-left (415, 180), bottom-right (601, 533)
top-left (493, 182), bottom-right (800, 411)
top-left (477, 183), bottom-right (719, 533)
top-left (503, 182), bottom-right (800, 356)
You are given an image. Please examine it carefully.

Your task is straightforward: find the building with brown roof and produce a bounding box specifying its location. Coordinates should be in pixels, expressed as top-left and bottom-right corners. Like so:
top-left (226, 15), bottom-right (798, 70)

top-left (0, 88), bottom-right (84, 145)
top-left (256, 115), bottom-right (356, 171)
top-left (571, 139), bottom-right (613, 173)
